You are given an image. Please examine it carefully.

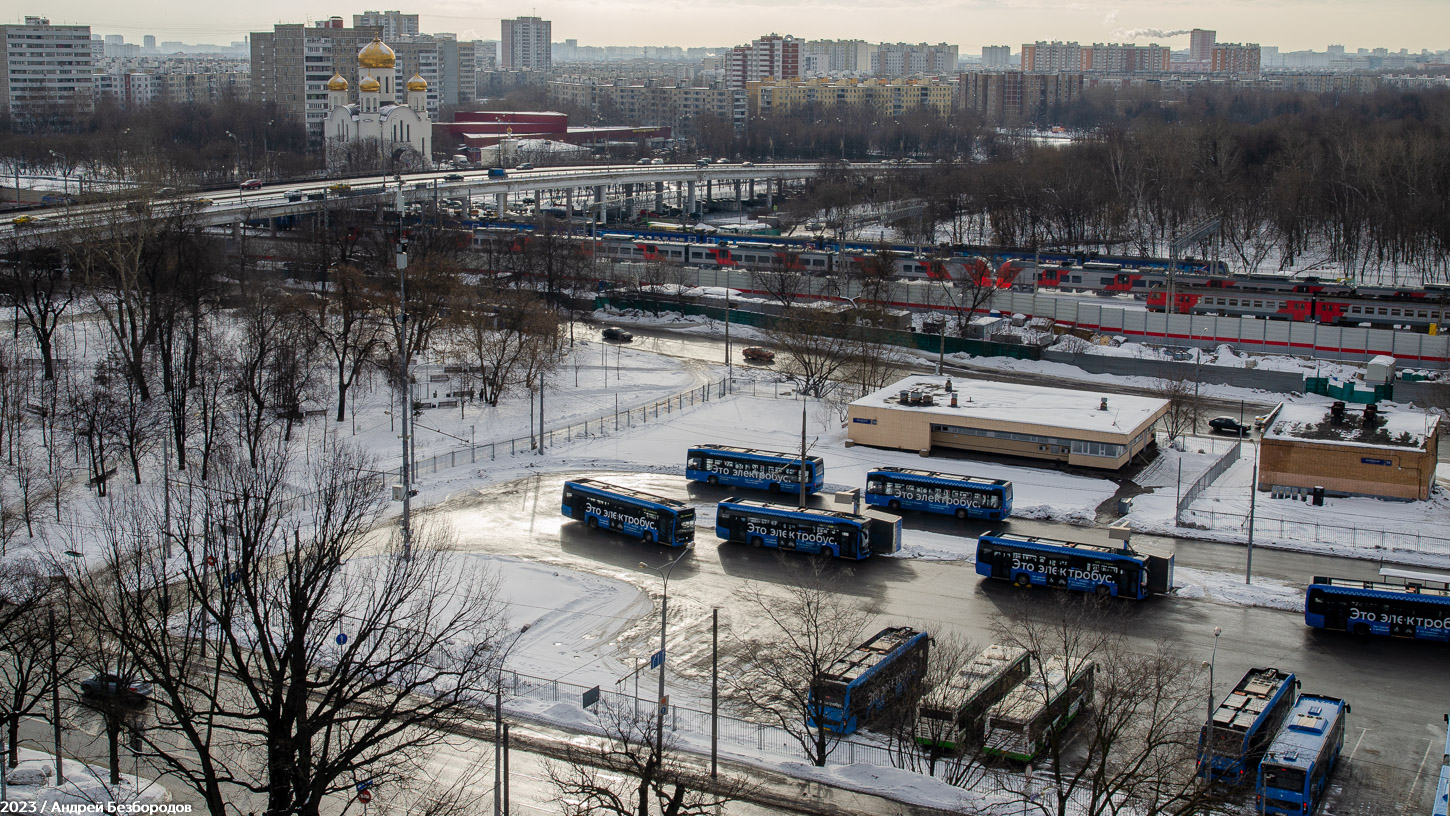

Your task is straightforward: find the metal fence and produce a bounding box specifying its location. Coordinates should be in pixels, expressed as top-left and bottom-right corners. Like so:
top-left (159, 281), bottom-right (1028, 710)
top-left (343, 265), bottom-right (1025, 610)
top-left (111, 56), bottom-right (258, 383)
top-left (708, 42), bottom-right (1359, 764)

top-left (392, 378), bottom-right (728, 479)
top-left (1179, 507), bottom-right (1450, 557)
top-left (1174, 441), bottom-right (1242, 525)
top-left (499, 667), bottom-right (902, 772)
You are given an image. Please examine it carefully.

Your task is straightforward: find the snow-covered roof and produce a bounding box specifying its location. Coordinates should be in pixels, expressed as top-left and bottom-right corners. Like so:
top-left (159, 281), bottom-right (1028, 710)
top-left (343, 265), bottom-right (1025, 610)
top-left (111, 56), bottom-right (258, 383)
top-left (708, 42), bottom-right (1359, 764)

top-left (850, 375), bottom-right (1168, 437)
top-left (1264, 402), bottom-right (1438, 451)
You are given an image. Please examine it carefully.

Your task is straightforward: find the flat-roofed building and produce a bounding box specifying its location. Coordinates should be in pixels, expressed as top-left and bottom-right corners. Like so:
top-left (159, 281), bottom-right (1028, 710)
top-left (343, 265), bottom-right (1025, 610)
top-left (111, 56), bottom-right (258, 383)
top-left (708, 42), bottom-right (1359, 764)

top-left (845, 375), bottom-right (1166, 470)
top-left (1258, 402), bottom-right (1439, 500)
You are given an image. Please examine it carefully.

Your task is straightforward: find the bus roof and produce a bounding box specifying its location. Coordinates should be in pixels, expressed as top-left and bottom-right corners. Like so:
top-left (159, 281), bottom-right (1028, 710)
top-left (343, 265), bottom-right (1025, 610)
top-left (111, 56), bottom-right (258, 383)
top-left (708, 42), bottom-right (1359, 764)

top-left (1212, 668), bottom-right (1295, 734)
top-left (819, 626), bottom-right (925, 685)
top-left (1312, 576), bottom-right (1450, 600)
top-left (870, 466), bottom-right (1010, 487)
top-left (719, 497), bottom-right (867, 523)
top-left (987, 656), bottom-right (1077, 725)
top-left (924, 644), bottom-right (1027, 708)
top-left (567, 478), bottom-right (691, 511)
top-left (1262, 695), bottom-right (1347, 772)
top-left (980, 531), bottom-right (1144, 560)
top-left (689, 444), bottom-right (824, 464)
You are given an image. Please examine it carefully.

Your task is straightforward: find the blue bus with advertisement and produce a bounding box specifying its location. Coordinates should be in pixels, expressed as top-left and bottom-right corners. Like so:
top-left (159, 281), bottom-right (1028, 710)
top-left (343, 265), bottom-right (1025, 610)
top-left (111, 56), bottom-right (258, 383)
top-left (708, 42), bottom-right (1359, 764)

top-left (714, 498), bottom-right (900, 560)
top-left (1199, 667), bottom-right (1300, 784)
top-left (561, 479), bottom-right (695, 546)
top-left (1256, 694), bottom-right (1349, 816)
top-left (864, 467), bottom-right (1012, 521)
top-left (1304, 576), bottom-right (1450, 642)
top-left (811, 626), bottom-right (930, 735)
top-left (974, 533), bottom-right (1174, 600)
top-left (1433, 713), bottom-right (1448, 816)
top-left (686, 445), bottom-right (824, 494)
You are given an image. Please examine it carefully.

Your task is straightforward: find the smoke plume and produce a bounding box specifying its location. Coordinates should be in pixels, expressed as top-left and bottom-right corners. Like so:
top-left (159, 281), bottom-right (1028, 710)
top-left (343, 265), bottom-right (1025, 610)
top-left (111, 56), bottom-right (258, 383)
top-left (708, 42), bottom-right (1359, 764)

top-left (1115, 28), bottom-right (1192, 39)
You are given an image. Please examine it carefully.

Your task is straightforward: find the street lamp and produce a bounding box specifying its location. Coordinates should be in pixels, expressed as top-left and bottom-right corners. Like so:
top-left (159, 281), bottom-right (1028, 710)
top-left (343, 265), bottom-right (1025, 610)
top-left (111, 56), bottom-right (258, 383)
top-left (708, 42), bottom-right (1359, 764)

top-left (639, 548), bottom-right (691, 759)
top-left (224, 130), bottom-right (240, 182)
top-left (1203, 626), bottom-right (1222, 787)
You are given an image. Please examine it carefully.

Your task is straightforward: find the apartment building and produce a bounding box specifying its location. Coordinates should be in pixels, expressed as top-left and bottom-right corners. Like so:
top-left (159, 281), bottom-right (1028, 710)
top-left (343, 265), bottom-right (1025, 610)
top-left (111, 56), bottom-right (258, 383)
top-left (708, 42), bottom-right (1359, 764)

top-left (982, 46), bottom-right (1012, 69)
top-left (800, 40), bottom-right (874, 75)
top-left (352, 10), bottom-right (419, 40)
top-left (251, 22), bottom-right (384, 139)
top-left (749, 76), bottom-right (957, 117)
top-left (1212, 43), bottom-right (1262, 75)
top-left (547, 76), bottom-right (746, 134)
top-left (1083, 43), bottom-right (1170, 72)
top-left (960, 71), bottom-right (1083, 122)
top-left (1189, 29), bottom-right (1216, 62)
top-left (727, 34), bottom-right (800, 88)
top-left (1021, 41), bottom-right (1082, 72)
top-left (0, 16), bottom-right (93, 120)
top-left (871, 43), bottom-right (958, 76)
top-left (500, 16), bottom-right (551, 70)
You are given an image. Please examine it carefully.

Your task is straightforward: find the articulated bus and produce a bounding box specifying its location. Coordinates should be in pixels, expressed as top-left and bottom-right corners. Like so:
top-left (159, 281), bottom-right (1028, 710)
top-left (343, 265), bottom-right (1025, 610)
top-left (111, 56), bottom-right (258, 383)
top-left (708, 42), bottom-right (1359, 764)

top-left (864, 467), bottom-right (1013, 521)
top-left (1433, 713), bottom-right (1448, 816)
top-left (1257, 694), bottom-right (1349, 816)
top-left (915, 644), bottom-right (1031, 752)
top-left (982, 657), bottom-right (1095, 762)
top-left (686, 445), bottom-right (824, 494)
top-left (1305, 576), bottom-right (1450, 642)
top-left (1199, 668), bottom-right (1300, 784)
top-left (561, 479), bottom-right (695, 546)
top-left (714, 498), bottom-right (901, 560)
top-left (811, 626), bottom-right (930, 735)
top-left (975, 533), bottom-right (1175, 600)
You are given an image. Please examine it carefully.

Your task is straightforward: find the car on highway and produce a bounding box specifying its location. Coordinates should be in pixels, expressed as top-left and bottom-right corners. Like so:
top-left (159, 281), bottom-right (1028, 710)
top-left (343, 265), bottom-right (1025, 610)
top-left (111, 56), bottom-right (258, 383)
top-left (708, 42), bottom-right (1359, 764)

top-left (444, 173), bottom-right (465, 181)
top-left (742, 347), bottom-right (775, 363)
top-left (326, 183), bottom-right (351, 193)
top-left (11, 215), bottom-right (35, 226)
top-left (284, 189), bottom-right (304, 201)
top-left (1208, 416), bottom-right (1249, 435)
top-left (516, 162), bottom-right (534, 170)
top-left (694, 158), bottom-right (712, 167)
top-left (650, 158), bottom-right (664, 165)
top-left (80, 672), bottom-right (152, 703)
top-left (601, 327), bottom-right (633, 342)
top-left (193, 198), bottom-right (214, 206)
top-left (239, 178), bottom-right (263, 190)
top-left (715, 157), bottom-right (730, 164)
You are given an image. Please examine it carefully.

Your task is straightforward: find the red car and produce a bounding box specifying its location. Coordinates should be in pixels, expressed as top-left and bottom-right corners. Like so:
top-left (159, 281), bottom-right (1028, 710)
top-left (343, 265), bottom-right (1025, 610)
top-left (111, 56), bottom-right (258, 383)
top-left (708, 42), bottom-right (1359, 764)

top-left (742, 347), bottom-right (775, 363)
top-left (239, 179), bottom-right (263, 190)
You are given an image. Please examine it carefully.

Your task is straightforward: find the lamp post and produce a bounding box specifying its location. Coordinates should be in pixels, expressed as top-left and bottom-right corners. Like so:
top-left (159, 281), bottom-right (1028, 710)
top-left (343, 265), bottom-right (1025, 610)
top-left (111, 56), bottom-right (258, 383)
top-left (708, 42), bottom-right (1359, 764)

top-left (639, 548), bottom-right (691, 760)
top-left (224, 130), bottom-right (240, 182)
top-left (1203, 626), bottom-right (1222, 788)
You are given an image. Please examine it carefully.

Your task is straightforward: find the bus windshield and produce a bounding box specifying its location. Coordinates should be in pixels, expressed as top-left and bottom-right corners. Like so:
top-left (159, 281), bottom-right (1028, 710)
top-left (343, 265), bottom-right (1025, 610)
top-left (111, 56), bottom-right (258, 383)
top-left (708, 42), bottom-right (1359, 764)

top-left (1262, 765), bottom-right (1305, 791)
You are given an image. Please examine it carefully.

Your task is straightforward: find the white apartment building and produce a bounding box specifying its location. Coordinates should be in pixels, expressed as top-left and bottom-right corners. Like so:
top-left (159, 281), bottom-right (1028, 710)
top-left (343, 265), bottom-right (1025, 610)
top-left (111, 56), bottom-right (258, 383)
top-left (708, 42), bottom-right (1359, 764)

top-left (352, 10), bottom-right (420, 40)
top-left (800, 39), bottom-right (874, 75)
top-left (1, 16), bottom-right (93, 119)
top-left (871, 43), bottom-right (958, 76)
top-left (500, 16), bottom-right (550, 70)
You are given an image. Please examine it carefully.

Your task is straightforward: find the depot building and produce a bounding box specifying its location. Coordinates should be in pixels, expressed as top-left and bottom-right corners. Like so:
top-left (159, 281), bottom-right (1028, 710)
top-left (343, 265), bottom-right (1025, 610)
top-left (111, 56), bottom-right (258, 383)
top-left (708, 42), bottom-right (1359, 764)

top-left (845, 375), bottom-right (1168, 470)
top-left (1257, 402), bottom-right (1440, 501)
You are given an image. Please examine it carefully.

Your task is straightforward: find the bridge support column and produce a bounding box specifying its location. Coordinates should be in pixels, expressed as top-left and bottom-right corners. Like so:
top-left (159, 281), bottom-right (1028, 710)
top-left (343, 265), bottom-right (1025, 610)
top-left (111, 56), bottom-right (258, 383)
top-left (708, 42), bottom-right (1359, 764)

top-left (594, 185), bottom-right (605, 223)
top-left (565, 189), bottom-right (574, 217)
top-left (686, 181), bottom-right (696, 218)
top-left (269, 217), bottom-right (279, 238)
top-left (654, 181), bottom-right (664, 214)
top-left (535, 189), bottom-right (543, 218)
top-left (748, 179), bottom-right (755, 201)
top-left (733, 180), bottom-right (742, 212)
top-left (766, 180), bottom-right (773, 210)
top-left (623, 183), bottom-right (634, 221)
top-left (232, 221), bottom-right (240, 241)
top-left (705, 180), bottom-right (713, 212)
top-left (495, 192), bottom-right (507, 215)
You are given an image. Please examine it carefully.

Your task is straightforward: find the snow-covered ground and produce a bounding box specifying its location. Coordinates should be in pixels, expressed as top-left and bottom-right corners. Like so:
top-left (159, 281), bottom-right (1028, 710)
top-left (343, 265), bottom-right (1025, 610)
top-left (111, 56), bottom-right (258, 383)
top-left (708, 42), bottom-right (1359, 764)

top-left (1, 747), bottom-right (172, 807)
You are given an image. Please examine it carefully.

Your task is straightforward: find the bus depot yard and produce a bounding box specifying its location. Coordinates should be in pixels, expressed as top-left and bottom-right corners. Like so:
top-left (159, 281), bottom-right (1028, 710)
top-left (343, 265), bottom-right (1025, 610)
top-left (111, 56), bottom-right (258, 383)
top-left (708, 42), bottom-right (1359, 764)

top-left (10, 314), bottom-right (1450, 814)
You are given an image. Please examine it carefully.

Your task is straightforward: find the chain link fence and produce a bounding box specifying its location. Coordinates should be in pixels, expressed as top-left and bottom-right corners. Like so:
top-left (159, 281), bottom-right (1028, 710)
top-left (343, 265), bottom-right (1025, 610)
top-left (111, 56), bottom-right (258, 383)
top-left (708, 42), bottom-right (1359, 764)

top-left (1179, 507), bottom-right (1450, 556)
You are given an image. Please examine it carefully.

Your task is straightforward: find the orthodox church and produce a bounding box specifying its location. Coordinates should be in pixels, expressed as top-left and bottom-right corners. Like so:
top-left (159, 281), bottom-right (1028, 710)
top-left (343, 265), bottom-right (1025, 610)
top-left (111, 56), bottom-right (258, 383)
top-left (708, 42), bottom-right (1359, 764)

top-left (323, 36), bottom-right (431, 168)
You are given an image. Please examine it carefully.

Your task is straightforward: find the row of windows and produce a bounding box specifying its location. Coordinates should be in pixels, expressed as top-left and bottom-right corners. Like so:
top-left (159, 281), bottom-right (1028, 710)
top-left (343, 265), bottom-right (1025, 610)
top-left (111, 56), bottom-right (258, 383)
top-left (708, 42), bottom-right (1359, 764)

top-left (1071, 439), bottom-right (1125, 458)
top-left (1200, 296), bottom-right (1443, 319)
top-left (931, 423), bottom-right (1074, 448)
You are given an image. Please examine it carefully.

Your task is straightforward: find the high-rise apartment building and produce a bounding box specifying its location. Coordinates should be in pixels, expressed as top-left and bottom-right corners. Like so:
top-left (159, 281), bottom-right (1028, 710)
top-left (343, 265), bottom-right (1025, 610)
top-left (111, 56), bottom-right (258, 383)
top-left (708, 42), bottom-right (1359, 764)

top-left (1212, 43), bottom-right (1261, 75)
top-left (871, 43), bottom-right (958, 76)
top-left (143, 34), bottom-right (156, 52)
top-left (1083, 43), bottom-right (1170, 72)
top-left (727, 34), bottom-right (800, 88)
top-left (352, 10), bottom-right (420, 40)
top-left (251, 22), bottom-right (385, 139)
top-left (1189, 29), bottom-right (1216, 62)
top-left (500, 16), bottom-right (550, 70)
top-left (0, 16), bottom-right (93, 120)
top-left (982, 46), bottom-right (1012, 69)
top-left (800, 40), bottom-right (874, 75)
top-left (961, 70), bottom-right (1082, 121)
top-left (1021, 41), bottom-right (1081, 72)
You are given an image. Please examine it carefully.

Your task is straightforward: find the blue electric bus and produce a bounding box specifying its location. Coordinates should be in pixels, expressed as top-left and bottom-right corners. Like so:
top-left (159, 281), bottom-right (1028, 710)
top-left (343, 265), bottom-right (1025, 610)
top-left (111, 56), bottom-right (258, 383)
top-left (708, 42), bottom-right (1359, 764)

top-left (864, 467), bottom-right (1013, 521)
top-left (811, 626), bottom-right (930, 735)
top-left (1257, 694), bottom-right (1349, 816)
top-left (714, 498), bottom-right (901, 560)
top-left (1304, 576), bottom-right (1450, 642)
top-left (561, 479), bottom-right (695, 546)
top-left (915, 644), bottom-right (1031, 752)
top-left (975, 533), bottom-right (1175, 600)
top-left (686, 445), bottom-right (824, 494)
top-left (1199, 668), bottom-right (1300, 784)
top-left (1434, 713), bottom-right (1449, 816)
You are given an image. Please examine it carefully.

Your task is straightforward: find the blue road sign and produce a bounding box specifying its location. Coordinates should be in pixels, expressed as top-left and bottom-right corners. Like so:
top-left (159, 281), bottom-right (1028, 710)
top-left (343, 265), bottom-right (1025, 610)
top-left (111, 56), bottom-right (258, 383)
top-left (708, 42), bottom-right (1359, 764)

top-left (336, 633), bottom-right (348, 646)
top-left (650, 649), bottom-right (665, 670)
top-left (582, 686), bottom-right (600, 709)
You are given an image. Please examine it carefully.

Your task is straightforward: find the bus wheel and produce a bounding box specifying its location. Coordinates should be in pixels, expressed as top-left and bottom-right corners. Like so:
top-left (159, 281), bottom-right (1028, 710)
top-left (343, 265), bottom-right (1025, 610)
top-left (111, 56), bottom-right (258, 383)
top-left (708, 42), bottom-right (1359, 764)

top-left (955, 507), bottom-right (969, 520)
top-left (888, 499), bottom-right (900, 511)
top-left (707, 475), bottom-right (718, 485)
top-left (586, 516), bottom-right (598, 529)
top-left (1353, 622), bottom-right (1370, 637)
top-left (1095, 584), bottom-right (1111, 598)
top-left (768, 483), bottom-right (781, 494)
top-left (750, 536), bottom-right (764, 548)
top-left (642, 531), bottom-right (654, 544)
top-left (1014, 573), bottom-right (1031, 588)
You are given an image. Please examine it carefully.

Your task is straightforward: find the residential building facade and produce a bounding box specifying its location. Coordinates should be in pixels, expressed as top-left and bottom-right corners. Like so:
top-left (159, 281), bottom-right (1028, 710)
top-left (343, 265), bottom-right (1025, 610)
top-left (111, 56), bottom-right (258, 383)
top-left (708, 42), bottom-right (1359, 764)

top-left (1212, 43), bottom-right (1262, 75)
top-left (960, 70), bottom-right (1083, 122)
top-left (749, 77), bottom-right (957, 117)
top-left (352, 10), bottom-right (419, 40)
top-left (500, 16), bottom-right (551, 70)
top-left (727, 34), bottom-right (800, 88)
top-left (0, 16), bottom-right (93, 121)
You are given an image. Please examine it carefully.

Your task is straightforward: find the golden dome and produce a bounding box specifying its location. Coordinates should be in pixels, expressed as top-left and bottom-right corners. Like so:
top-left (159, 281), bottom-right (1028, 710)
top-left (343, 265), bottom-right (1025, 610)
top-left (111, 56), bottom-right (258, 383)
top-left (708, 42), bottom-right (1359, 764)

top-left (406, 73), bottom-right (427, 92)
top-left (327, 73), bottom-right (348, 91)
top-left (358, 36), bottom-right (395, 69)
top-left (359, 75), bottom-right (381, 93)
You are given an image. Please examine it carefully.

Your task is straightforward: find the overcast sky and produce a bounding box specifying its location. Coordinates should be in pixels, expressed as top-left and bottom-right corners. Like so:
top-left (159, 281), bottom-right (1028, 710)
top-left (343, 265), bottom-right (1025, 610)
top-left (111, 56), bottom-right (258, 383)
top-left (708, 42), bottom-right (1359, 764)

top-left (17, 0), bottom-right (1449, 53)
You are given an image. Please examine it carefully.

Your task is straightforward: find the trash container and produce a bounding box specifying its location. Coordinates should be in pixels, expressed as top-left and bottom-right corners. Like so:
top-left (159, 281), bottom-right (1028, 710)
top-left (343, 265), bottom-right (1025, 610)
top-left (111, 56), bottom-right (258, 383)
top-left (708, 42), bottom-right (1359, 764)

top-left (1312, 486), bottom-right (1325, 506)
top-left (1118, 497), bottom-right (1134, 515)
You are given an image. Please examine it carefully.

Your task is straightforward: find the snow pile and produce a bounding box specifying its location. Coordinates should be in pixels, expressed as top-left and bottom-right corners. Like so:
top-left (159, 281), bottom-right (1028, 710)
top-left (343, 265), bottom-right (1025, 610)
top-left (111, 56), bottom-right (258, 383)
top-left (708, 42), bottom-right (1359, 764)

top-left (2, 748), bottom-right (171, 806)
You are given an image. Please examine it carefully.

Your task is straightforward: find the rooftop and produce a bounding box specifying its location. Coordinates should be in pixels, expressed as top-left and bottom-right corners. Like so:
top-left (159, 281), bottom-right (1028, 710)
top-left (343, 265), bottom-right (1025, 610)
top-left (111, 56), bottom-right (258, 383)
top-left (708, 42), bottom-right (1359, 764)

top-left (851, 375), bottom-right (1168, 437)
top-left (1264, 402), bottom-right (1437, 450)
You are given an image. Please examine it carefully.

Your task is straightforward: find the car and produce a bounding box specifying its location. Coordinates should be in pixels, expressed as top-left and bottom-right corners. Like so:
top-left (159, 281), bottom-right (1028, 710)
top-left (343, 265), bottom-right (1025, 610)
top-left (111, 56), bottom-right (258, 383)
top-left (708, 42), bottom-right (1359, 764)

top-left (283, 189), bottom-right (304, 201)
top-left (694, 158), bottom-right (712, 167)
top-left (80, 672), bottom-right (152, 703)
top-left (636, 157), bottom-right (653, 165)
top-left (1208, 416), bottom-right (1249, 435)
top-left (715, 158), bottom-right (730, 164)
top-left (327, 183), bottom-right (351, 193)
top-left (444, 173), bottom-right (465, 181)
top-left (601, 327), bottom-right (633, 342)
top-left (239, 178), bottom-right (263, 190)
top-left (193, 198), bottom-right (214, 206)
top-left (487, 167), bottom-right (507, 178)
top-left (11, 215), bottom-right (35, 226)
top-left (742, 347), bottom-right (775, 363)
top-left (650, 158), bottom-right (664, 164)
top-left (741, 161), bottom-right (755, 167)
top-left (515, 162), bottom-right (533, 170)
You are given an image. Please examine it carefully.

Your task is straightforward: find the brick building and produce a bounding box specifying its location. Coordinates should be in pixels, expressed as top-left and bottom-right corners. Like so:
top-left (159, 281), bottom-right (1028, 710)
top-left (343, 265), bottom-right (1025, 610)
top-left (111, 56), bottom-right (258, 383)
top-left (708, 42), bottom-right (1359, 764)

top-left (1258, 403), bottom-right (1440, 501)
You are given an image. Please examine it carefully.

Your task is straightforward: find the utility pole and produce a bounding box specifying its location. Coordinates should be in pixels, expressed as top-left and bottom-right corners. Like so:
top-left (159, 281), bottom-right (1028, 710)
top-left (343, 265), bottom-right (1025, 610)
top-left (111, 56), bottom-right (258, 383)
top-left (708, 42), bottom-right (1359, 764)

top-left (799, 396), bottom-right (808, 509)
top-left (711, 607), bottom-right (719, 779)
top-left (724, 287), bottom-right (732, 383)
top-left (396, 182), bottom-right (413, 561)
top-left (1246, 439), bottom-right (1260, 584)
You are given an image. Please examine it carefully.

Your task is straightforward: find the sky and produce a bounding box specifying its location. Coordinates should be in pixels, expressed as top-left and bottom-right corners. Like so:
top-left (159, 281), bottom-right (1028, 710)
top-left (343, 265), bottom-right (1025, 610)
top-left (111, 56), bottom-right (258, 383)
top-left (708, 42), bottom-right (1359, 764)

top-left (13, 0), bottom-right (1450, 53)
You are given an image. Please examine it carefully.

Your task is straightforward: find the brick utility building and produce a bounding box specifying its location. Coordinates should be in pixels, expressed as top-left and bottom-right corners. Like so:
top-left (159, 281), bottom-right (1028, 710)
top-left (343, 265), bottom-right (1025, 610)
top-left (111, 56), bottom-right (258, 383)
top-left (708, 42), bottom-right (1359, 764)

top-left (845, 376), bottom-right (1166, 470)
top-left (1258, 402), bottom-right (1440, 501)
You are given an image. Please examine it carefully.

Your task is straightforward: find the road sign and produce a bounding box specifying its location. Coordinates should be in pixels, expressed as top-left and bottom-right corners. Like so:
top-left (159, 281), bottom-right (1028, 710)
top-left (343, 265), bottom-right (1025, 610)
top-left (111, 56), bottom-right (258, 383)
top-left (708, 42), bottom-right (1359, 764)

top-left (659, 695), bottom-right (669, 716)
top-left (358, 789), bottom-right (371, 804)
top-left (582, 685), bottom-right (600, 709)
top-left (650, 649), bottom-right (665, 670)
top-left (336, 633), bottom-right (348, 646)
top-left (357, 779), bottom-right (373, 792)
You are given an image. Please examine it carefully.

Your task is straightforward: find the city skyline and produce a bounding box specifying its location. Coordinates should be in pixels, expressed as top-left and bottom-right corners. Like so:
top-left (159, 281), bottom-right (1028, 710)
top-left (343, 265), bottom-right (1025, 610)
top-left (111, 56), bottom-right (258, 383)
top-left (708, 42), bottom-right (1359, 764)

top-left (15, 0), bottom-right (1447, 54)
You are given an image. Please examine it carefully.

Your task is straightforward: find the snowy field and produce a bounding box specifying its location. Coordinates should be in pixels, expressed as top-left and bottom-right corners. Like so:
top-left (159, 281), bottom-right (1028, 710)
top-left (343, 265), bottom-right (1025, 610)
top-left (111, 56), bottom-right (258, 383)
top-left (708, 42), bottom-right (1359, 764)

top-left (0, 747), bottom-right (171, 807)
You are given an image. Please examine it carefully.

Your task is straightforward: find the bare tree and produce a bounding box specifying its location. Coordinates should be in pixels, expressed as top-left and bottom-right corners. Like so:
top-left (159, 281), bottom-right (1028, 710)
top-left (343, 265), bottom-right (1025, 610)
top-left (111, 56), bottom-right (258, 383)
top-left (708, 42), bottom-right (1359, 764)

top-left (725, 558), bottom-right (873, 767)
top-left (765, 306), bottom-right (862, 398)
top-left (1154, 376), bottom-right (1200, 445)
top-left (449, 287), bottom-right (559, 407)
top-left (749, 250), bottom-right (810, 309)
top-left (0, 242), bottom-right (74, 381)
top-left (288, 264), bottom-right (387, 422)
top-left (0, 558), bottom-right (77, 769)
top-left (547, 694), bottom-right (754, 816)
